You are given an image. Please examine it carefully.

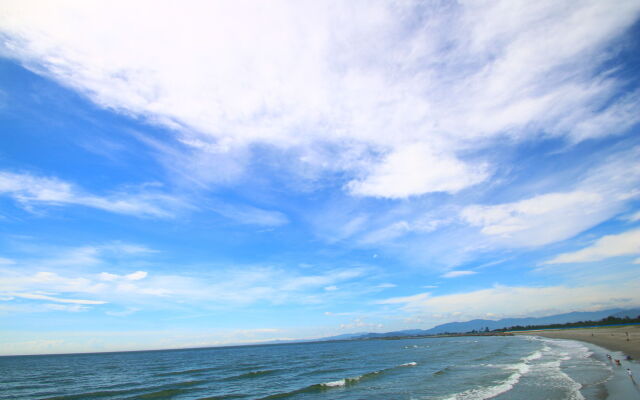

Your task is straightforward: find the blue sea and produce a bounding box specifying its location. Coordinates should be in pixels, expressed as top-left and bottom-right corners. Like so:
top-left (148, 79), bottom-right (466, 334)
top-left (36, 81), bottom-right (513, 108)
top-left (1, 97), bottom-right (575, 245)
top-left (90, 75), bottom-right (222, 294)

top-left (2, 335), bottom-right (637, 400)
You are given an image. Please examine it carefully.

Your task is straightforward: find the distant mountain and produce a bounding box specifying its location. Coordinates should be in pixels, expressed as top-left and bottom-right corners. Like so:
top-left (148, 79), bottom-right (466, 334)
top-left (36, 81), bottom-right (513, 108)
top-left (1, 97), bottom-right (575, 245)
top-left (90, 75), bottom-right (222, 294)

top-left (333, 307), bottom-right (640, 340)
top-left (420, 308), bottom-right (640, 335)
top-left (609, 309), bottom-right (640, 319)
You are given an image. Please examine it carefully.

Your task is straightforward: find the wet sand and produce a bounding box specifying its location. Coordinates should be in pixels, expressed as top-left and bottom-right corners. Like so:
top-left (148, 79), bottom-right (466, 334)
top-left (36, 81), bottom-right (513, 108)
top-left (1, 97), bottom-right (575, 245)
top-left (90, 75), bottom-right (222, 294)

top-left (514, 325), bottom-right (640, 359)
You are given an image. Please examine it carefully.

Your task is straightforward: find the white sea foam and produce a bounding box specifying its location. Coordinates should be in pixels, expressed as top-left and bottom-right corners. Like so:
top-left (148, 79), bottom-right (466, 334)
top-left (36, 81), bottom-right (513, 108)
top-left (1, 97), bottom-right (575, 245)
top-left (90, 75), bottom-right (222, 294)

top-left (443, 360), bottom-right (531, 400)
top-left (321, 379), bottom-right (346, 387)
top-left (528, 339), bottom-right (588, 400)
top-left (442, 369), bottom-right (525, 400)
top-left (319, 361), bottom-right (416, 389)
top-left (522, 350), bottom-right (542, 361)
top-left (442, 337), bottom-right (604, 400)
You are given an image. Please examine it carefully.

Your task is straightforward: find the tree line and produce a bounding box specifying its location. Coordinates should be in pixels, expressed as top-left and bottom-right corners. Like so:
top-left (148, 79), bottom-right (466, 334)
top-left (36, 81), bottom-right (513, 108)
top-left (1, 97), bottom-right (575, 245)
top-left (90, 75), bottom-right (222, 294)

top-left (490, 315), bottom-right (640, 332)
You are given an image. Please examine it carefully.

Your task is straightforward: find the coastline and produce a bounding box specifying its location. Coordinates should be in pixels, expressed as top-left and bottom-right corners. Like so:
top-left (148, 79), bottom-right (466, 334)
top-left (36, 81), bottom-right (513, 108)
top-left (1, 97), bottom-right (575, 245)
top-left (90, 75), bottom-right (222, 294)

top-left (516, 326), bottom-right (640, 400)
top-left (513, 325), bottom-right (640, 359)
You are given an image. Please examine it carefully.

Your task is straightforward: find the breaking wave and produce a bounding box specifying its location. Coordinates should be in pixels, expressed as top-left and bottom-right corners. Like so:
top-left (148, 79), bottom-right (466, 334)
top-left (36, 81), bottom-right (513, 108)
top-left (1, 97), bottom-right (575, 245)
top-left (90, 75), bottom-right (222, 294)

top-left (257, 361), bottom-right (417, 399)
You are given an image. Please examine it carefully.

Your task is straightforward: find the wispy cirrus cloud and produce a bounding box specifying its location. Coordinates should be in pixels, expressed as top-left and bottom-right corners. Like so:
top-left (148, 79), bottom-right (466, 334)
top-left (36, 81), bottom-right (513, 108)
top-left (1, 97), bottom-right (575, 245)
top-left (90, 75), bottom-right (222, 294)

top-left (9, 292), bottom-right (106, 305)
top-left (379, 283), bottom-right (640, 321)
top-left (441, 270), bottom-right (476, 278)
top-left (0, 171), bottom-right (187, 218)
top-left (1, 0), bottom-right (639, 198)
top-left (459, 146), bottom-right (640, 247)
top-left (0, 241), bottom-right (375, 312)
top-left (545, 229), bottom-right (640, 264)
top-left (211, 202), bottom-right (289, 227)
top-left (0, 266), bottom-right (370, 309)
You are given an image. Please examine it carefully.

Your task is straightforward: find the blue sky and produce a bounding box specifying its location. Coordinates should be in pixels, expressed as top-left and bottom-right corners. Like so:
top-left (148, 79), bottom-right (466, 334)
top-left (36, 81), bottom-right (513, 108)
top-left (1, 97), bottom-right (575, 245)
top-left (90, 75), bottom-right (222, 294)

top-left (1, 0), bottom-right (640, 355)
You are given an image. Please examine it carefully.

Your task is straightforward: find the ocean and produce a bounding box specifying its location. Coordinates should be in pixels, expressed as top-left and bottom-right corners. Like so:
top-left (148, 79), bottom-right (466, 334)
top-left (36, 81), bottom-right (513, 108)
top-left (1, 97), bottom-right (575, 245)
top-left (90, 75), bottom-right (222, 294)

top-left (1, 335), bottom-right (637, 400)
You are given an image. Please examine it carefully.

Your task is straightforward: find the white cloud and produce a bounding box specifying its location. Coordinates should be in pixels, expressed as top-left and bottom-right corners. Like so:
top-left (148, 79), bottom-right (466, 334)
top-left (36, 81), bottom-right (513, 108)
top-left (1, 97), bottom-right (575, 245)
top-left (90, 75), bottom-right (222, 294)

top-left (347, 144), bottom-right (488, 198)
top-left (125, 271), bottom-right (148, 281)
top-left (441, 270), bottom-right (476, 278)
top-left (99, 271), bottom-right (148, 281)
top-left (379, 292), bottom-right (431, 306)
top-left (461, 191), bottom-right (605, 246)
top-left (375, 283), bottom-right (397, 289)
top-left (0, 244), bottom-right (370, 310)
top-left (0, 171), bottom-right (186, 217)
top-left (460, 147), bottom-right (640, 247)
top-left (1, 1), bottom-right (638, 198)
top-left (359, 221), bottom-right (411, 244)
top-left (545, 229), bottom-right (640, 264)
top-left (10, 292), bottom-right (106, 305)
top-left (379, 283), bottom-right (640, 319)
top-left (627, 211), bottom-right (640, 222)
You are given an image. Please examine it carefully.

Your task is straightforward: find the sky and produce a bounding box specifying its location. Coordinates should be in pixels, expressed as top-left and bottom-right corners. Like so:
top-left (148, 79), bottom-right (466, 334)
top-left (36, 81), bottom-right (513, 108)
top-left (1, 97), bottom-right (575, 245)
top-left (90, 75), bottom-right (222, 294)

top-left (0, 0), bottom-right (639, 356)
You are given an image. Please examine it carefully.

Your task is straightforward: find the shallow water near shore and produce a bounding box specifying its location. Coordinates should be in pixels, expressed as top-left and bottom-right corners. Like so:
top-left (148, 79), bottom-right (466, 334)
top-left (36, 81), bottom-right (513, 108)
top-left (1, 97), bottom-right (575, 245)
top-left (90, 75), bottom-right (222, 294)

top-left (1, 335), bottom-right (638, 400)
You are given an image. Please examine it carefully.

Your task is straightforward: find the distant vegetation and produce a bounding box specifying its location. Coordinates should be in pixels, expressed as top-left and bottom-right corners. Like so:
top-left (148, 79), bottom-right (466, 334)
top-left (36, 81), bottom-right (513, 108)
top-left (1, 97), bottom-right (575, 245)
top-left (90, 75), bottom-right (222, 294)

top-left (491, 315), bottom-right (640, 332)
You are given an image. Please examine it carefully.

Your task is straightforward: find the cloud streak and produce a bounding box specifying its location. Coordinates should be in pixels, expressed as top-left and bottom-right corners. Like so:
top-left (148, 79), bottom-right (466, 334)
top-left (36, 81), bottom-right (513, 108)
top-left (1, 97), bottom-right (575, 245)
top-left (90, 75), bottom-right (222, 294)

top-left (379, 283), bottom-right (640, 320)
top-left (0, 242), bottom-right (375, 311)
top-left (441, 270), bottom-right (476, 278)
top-left (460, 146), bottom-right (640, 247)
top-left (10, 292), bottom-right (107, 305)
top-left (0, 171), bottom-right (186, 218)
top-left (545, 229), bottom-right (640, 264)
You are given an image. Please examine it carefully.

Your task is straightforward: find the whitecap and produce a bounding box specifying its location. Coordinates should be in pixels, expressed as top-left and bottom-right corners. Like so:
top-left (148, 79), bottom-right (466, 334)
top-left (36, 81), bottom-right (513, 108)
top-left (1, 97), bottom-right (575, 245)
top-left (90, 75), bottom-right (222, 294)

top-left (400, 362), bottom-right (417, 367)
top-left (321, 379), bottom-right (346, 387)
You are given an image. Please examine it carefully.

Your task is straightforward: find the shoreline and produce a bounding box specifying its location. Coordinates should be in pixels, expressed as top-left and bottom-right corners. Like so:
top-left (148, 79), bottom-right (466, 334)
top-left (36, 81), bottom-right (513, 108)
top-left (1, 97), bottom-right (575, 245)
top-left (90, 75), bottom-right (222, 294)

top-left (516, 326), bottom-right (640, 400)
top-left (513, 325), bottom-right (640, 360)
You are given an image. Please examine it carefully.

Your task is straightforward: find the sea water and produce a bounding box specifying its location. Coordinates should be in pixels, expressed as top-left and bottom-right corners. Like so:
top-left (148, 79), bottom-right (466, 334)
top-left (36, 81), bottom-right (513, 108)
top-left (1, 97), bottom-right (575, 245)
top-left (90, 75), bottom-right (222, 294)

top-left (0, 335), bottom-right (636, 399)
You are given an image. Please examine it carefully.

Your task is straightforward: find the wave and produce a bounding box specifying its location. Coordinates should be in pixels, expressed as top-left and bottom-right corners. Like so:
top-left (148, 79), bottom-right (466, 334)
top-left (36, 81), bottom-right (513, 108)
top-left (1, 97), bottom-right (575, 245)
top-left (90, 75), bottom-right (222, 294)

top-left (443, 338), bottom-right (589, 400)
top-left (400, 361), bottom-right (417, 366)
top-left (433, 365), bottom-right (452, 376)
top-left (442, 363), bottom-right (528, 400)
top-left (222, 369), bottom-right (280, 381)
top-left (522, 350), bottom-right (542, 361)
top-left (256, 361), bottom-right (417, 399)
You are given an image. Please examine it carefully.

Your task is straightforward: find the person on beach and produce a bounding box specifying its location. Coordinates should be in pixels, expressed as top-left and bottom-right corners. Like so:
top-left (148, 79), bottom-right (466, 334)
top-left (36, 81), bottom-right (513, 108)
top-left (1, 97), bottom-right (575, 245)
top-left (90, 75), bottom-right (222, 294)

top-left (628, 368), bottom-right (634, 382)
top-left (615, 359), bottom-right (622, 366)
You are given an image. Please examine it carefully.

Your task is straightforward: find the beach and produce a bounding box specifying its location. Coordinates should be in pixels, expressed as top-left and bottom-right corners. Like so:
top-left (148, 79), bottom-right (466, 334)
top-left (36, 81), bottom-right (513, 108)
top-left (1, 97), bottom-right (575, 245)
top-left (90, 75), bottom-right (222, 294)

top-left (514, 325), bottom-right (640, 359)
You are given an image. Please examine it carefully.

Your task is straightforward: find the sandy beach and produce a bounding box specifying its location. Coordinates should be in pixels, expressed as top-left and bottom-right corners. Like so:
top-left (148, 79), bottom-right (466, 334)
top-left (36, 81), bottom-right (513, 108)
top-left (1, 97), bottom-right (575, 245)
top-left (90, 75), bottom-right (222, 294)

top-left (514, 325), bottom-right (640, 359)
